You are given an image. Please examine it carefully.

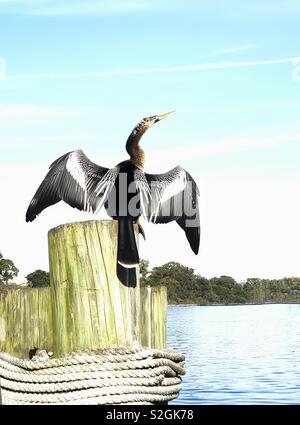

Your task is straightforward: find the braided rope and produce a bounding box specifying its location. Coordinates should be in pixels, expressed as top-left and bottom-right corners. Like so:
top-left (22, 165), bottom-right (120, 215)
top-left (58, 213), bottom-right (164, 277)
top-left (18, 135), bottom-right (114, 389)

top-left (0, 348), bottom-right (185, 405)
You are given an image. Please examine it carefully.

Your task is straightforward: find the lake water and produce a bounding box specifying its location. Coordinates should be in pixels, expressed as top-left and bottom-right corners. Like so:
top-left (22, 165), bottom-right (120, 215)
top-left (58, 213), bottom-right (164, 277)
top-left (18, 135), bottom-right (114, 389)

top-left (167, 304), bottom-right (300, 404)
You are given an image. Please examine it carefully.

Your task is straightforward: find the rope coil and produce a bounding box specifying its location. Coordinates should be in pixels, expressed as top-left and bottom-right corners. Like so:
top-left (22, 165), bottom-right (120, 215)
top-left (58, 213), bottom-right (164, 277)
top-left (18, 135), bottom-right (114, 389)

top-left (0, 348), bottom-right (185, 405)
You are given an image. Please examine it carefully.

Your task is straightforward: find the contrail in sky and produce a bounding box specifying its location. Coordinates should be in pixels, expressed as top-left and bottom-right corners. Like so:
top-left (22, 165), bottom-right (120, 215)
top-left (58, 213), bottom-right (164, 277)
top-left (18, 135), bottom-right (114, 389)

top-left (6, 56), bottom-right (300, 81)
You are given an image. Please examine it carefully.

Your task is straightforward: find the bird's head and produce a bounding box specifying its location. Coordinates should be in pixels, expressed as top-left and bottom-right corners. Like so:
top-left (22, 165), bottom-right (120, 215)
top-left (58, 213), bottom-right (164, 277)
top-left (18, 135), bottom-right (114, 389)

top-left (126, 110), bottom-right (175, 166)
top-left (130, 110), bottom-right (175, 139)
top-left (142, 110), bottom-right (176, 128)
top-left (147, 110), bottom-right (175, 125)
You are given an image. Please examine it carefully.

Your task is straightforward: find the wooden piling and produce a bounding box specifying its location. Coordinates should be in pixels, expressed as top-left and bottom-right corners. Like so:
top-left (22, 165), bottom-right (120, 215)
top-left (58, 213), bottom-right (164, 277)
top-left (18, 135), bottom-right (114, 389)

top-left (0, 286), bottom-right (52, 358)
top-left (0, 220), bottom-right (167, 358)
top-left (141, 286), bottom-right (167, 349)
top-left (48, 220), bottom-right (142, 356)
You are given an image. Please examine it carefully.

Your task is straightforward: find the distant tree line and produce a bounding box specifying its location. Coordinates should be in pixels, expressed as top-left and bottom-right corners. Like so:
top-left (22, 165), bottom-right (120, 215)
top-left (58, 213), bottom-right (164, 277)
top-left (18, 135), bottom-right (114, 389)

top-left (0, 251), bottom-right (49, 287)
top-left (1, 250), bottom-right (300, 304)
top-left (140, 260), bottom-right (300, 305)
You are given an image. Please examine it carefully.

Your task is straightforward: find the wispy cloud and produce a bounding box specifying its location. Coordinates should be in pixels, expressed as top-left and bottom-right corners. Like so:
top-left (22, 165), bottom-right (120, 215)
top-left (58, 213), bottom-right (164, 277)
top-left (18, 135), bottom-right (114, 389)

top-left (29, 1), bottom-right (148, 16)
top-left (1, 0), bottom-right (299, 17)
top-left (5, 56), bottom-right (300, 82)
top-left (1, 134), bottom-right (90, 146)
top-left (0, 0), bottom-right (41, 3)
top-left (210, 44), bottom-right (262, 56)
top-left (0, 104), bottom-right (99, 128)
top-left (146, 132), bottom-right (300, 167)
top-left (0, 0), bottom-right (152, 15)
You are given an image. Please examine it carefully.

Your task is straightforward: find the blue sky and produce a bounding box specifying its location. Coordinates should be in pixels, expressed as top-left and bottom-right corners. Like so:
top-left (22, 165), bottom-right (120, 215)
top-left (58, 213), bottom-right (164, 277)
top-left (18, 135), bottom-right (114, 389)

top-left (0, 0), bottom-right (300, 282)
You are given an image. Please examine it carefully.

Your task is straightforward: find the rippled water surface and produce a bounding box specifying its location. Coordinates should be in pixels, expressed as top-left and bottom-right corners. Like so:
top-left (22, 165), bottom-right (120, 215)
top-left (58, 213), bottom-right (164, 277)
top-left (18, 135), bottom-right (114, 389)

top-left (167, 304), bottom-right (300, 404)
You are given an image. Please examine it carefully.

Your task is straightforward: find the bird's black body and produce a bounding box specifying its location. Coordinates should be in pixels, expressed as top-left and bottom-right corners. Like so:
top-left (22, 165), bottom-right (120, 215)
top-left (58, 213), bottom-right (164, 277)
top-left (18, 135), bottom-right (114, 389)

top-left (106, 160), bottom-right (141, 220)
top-left (26, 112), bottom-right (200, 286)
top-left (105, 160), bottom-right (141, 285)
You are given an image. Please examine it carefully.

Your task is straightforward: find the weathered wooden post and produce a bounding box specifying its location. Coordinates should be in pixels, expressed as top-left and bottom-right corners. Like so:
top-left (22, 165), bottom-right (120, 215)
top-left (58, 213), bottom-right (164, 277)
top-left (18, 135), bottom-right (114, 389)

top-left (0, 220), bottom-right (167, 357)
top-left (0, 220), bottom-right (185, 405)
top-left (141, 286), bottom-right (167, 349)
top-left (0, 286), bottom-right (53, 358)
top-left (48, 220), bottom-right (145, 356)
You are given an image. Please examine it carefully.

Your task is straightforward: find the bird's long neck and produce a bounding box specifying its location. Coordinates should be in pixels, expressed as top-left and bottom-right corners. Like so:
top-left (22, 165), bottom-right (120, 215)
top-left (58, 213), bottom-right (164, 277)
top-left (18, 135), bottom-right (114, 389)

top-left (126, 123), bottom-right (147, 169)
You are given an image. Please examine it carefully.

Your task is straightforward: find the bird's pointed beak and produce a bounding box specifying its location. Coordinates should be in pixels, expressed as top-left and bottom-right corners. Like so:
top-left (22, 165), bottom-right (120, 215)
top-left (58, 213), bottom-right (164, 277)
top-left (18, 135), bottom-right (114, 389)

top-left (157, 110), bottom-right (176, 121)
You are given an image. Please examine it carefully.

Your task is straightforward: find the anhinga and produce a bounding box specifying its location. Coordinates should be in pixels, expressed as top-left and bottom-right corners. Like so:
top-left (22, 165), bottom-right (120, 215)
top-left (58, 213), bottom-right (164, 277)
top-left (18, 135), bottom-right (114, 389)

top-left (26, 112), bottom-right (200, 286)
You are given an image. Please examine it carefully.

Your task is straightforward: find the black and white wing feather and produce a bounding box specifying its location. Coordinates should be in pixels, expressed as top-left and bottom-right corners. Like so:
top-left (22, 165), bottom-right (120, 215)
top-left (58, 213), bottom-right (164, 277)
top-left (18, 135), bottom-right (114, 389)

top-left (26, 149), bottom-right (119, 222)
top-left (135, 166), bottom-right (200, 254)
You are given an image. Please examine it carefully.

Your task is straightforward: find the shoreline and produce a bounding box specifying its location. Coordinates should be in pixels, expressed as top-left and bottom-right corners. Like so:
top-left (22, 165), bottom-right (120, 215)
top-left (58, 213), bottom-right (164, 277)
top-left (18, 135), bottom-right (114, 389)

top-left (168, 301), bottom-right (300, 307)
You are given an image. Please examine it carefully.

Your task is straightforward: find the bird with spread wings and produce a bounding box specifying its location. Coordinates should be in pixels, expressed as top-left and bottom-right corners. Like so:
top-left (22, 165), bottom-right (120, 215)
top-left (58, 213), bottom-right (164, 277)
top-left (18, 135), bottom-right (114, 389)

top-left (26, 111), bottom-right (200, 286)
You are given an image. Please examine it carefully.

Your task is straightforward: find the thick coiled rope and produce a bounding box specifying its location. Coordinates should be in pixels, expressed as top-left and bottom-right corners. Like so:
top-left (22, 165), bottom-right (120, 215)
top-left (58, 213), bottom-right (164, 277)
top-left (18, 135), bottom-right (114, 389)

top-left (0, 348), bottom-right (185, 405)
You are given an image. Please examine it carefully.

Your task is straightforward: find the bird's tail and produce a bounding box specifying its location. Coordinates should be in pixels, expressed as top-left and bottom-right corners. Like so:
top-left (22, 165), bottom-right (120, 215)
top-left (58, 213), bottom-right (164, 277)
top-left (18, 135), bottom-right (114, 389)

top-left (117, 217), bottom-right (139, 286)
top-left (117, 263), bottom-right (137, 288)
top-left (117, 217), bottom-right (139, 268)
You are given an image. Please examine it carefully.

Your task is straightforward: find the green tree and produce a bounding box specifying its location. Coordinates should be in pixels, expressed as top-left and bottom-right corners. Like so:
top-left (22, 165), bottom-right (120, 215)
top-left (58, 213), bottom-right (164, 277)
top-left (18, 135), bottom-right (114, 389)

top-left (147, 262), bottom-right (199, 303)
top-left (139, 259), bottom-right (150, 287)
top-left (26, 269), bottom-right (50, 288)
top-left (0, 257), bottom-right (19, 284)
top-left (135, 260), bottom-right (300, 305)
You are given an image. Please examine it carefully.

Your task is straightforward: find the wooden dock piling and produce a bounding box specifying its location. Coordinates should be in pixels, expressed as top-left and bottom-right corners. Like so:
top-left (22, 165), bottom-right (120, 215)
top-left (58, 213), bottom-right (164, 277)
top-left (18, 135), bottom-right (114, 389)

top-left (48, 220), bottom-right (142, 356)
top-left (0, 220), bottom-right (167, 358)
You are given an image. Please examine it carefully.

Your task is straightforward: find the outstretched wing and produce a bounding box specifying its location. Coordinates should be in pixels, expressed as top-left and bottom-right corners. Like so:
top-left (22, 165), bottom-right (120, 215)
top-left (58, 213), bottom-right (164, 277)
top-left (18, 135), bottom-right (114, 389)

top-left (26, 149), bottom-right (119, 222)
top-left (134, 166), bottom-right (200, 254)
